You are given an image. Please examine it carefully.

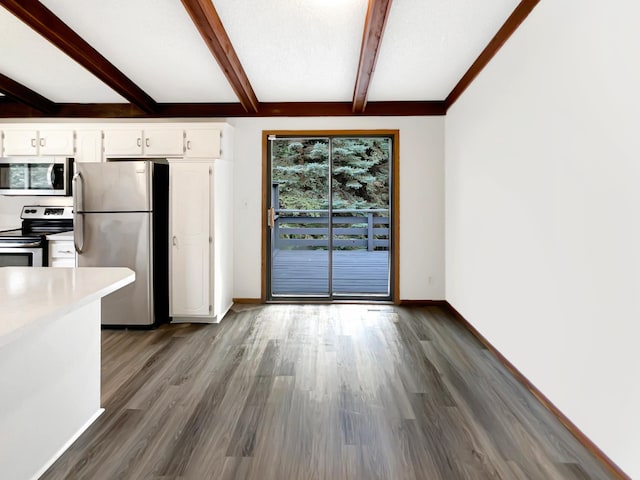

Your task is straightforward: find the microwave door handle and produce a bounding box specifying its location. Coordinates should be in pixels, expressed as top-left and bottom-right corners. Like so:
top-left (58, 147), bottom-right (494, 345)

top-left (72, 172), bottom-right (85, 253)
top-left (47, 163), bottom-right (55, 188)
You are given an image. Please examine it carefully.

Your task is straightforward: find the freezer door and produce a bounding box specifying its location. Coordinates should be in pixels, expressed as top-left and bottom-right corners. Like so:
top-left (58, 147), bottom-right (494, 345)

top-left (76, 161), bottom-right (151, 212)
top-left (77, 212), bottom-right (154, 326)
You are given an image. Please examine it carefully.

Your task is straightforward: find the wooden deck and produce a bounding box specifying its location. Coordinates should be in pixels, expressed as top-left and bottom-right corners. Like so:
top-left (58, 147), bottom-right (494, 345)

top-left (271, 248), bottom-right (389, 296)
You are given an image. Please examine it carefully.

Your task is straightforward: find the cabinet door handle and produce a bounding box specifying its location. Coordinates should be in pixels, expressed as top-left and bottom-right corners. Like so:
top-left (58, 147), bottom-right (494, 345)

top-left (40, 137), bottom-right (46, 147)
top-left (31, 138), bottom-right (37, 148)
top-left (137, 137), bottom-right (142, 147)
top-left (145, 138), bottom-right (150, 148)
top-left (172, 236), bottom-right (177, 246)
top-left (186, 140), bottom-right (192, 150)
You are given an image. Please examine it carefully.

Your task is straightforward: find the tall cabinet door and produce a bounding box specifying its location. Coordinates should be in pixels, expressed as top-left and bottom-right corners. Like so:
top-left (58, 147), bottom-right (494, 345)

top-left (170, 162), bottom-right (211, 316)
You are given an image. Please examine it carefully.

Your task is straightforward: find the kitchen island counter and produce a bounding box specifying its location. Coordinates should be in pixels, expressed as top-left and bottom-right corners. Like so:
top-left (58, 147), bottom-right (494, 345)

top-left (0, 266), bottom-right (133, 346)
top-left (0, 267), bottom-right (134, 480)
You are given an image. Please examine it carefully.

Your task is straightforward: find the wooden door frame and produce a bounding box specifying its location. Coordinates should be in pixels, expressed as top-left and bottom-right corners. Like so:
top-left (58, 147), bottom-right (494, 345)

top-left (261, 129), bottom-right (400, 303)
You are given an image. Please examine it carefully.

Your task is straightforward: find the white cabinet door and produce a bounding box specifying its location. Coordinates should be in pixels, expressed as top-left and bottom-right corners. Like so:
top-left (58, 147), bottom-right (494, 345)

top-left (144, 129), bottom-right (184, 156)
top-left (103, 129), bottom-right (143, 156)
top-left (170, 162), bottom-right (211, 316)
top-left (3, 129), bottom-right (75, 156)
top-left (75, 130), bottom-right (103, 163)
top-left (184, 129), bottom-right (221, 158)
top-left (39, 130), bottom-right (75, 155)
top-left (48, 240), bottom-right (76, 267)
top-left (3, 130), bottom-right (39, 155)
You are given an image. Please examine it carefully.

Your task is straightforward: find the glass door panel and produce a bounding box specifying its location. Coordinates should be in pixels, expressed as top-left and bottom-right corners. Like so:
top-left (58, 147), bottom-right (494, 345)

top-left (270, 138), bottom-right (330, 296)
top-left (331, 137), bottom-right (391, 296)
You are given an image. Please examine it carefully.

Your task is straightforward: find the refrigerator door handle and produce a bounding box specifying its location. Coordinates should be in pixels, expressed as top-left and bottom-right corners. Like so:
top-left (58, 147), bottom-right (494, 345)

top-left (73, 172), bottom-right (85, 253)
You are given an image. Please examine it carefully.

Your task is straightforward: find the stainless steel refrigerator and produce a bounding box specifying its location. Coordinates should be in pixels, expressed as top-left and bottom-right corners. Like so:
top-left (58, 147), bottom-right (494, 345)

top-left (73, 159), bottom-right (169, 326)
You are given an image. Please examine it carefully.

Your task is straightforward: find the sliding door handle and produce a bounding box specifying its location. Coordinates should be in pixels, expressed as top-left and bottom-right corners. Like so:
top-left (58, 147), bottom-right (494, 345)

top-left (268, 207), bottom-right (275, 229)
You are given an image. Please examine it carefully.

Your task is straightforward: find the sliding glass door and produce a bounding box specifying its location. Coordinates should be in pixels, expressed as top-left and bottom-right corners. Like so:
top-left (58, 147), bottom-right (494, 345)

top-left (267, 134), bottom-right (393, 301)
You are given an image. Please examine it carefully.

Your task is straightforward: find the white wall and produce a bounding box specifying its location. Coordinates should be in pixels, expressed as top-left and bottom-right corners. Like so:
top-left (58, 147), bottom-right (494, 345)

top-left (0, 195), bottom-right (72, 229)
top-left (230, 116), bottom-right (445, 300)
top-left (446, 1), bottom-right (640, 477)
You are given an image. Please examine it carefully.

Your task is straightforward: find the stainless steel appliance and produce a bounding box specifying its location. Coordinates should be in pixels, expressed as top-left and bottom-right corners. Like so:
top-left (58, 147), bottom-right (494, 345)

top-left (0, 157), bottom-right (74, 196)
top-left (73, 159), bottom-right (169, 327)
top-left (0, 206), bottom-right (73, 266)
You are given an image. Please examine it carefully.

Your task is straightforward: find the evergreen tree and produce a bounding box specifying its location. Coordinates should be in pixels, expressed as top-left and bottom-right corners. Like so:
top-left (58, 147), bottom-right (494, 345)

top-left (271, 137), bottom-right (389, 211)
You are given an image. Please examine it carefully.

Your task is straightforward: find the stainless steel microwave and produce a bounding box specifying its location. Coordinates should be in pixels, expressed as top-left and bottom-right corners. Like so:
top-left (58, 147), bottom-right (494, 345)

top-left (0, 157), bottom-right (74, 196)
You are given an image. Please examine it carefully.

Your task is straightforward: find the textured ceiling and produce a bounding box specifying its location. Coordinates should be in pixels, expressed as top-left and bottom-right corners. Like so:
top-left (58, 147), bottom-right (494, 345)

top-left (368, 0), bottom-right (520, 101)
top-left (213, 0), bottom-right (367, 102)
top-left (39, 0), bottom-right (238, 102)
top-left (0, 0), bottom-right (528, 113)
top-left (0, 7), bottom-right (124, 102)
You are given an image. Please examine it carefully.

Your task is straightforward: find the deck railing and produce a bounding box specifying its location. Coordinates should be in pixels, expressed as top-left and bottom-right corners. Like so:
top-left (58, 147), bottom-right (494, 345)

top-left (273, 209), bottom-right (389, 251)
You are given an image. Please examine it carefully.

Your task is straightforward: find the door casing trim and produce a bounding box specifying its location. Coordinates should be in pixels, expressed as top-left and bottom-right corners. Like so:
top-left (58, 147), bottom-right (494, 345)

top-left (261, 129), bottom-right (400, 303)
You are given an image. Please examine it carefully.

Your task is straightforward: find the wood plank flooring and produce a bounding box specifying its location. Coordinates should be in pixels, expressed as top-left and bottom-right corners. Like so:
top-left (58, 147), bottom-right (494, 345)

top-left (41, 305), bottom-right (616, 480)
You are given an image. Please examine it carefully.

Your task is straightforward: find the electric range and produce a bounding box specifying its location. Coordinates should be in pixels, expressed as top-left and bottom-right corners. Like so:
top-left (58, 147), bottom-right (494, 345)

top-left (0, 206), bottom-right (73, 267)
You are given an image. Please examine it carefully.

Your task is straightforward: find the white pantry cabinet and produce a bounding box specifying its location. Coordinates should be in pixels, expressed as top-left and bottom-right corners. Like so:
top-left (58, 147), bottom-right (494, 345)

top-left (169, 157), bottom-right (233, 323)
top-left (103, 128), bottom-right (184, 157)
top-left (2, 129), bottom-right (74, 156)
top-left (170, 161), bottom-right (211, 317)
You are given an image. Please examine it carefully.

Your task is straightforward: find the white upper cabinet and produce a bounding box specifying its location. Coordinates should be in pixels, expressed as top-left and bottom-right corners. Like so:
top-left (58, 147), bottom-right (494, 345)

top-left (39, 130), bottom-right (75, 155)
top-left (75, 130), bottom-right (103, 163)
top-left (2, 129), bottom-right (75, 156)
top-left (144, 128), bottom-right (184, 156)
top-left (103, 128), bottom-right (184, 157)
top-left (184, 129), bottom-right (221, 158)
top-left (1, 122), bottom-right (227, 160)
top-left (103, 129), bottom-right (143, 156)
top-left (2, 130), bottom-right (38, 155)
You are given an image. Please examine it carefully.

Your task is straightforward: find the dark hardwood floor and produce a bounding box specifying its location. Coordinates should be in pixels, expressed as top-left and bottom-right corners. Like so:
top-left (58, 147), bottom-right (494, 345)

top-left (42, 305), bottom-right (615, 479)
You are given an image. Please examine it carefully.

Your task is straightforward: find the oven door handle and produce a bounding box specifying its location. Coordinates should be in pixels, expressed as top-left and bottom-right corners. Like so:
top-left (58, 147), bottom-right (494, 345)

top-left (0, 241), bottom-right (42, 248)
top-left (72, 172), bottom-right (85, 254)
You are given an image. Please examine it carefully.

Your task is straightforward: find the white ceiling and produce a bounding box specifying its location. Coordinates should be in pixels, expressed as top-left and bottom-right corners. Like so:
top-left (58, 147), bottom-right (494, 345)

top-left (368, 0), bottom-right (520, 101)
top-left (0, 0), bottom-right (523, 106)
top-left (39, 0), bottom-right (238, 102)
top-left (214, 0), bottom-right (367, 102)
top-left (0, 7), bottom-right (124, 102)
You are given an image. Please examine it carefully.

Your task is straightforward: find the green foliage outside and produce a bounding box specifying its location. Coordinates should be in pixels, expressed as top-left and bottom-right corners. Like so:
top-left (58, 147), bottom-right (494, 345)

top-left (271, 137), bottom-right (390, 211)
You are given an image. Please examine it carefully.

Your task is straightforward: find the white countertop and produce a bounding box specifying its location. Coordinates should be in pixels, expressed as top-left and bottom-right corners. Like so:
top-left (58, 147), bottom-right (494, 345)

top-left (0, 267), bottom-right (134, 347)
top-left (46, 231), bottom-right (74, 241)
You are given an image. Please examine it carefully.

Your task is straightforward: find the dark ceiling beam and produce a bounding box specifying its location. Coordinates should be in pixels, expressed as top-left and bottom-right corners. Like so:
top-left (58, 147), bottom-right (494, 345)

top-left (445, 0), bottom-right (540, 110)
top-left (181, 0), bottom-right (259, 113)
top-left (0, 0), bottom-right (157, 113)
top-left (0, 72), bottom-right (56, 113)
top-left (0, 101), bottom-right (446, 118)
top-left (352, 0), bottom-right (393, 113)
